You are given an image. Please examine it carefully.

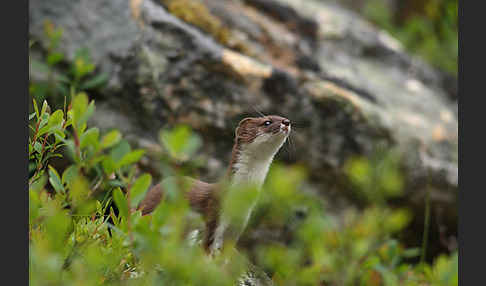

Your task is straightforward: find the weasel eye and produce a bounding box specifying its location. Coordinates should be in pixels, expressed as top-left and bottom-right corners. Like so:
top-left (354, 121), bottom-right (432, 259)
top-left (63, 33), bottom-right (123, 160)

top-left (263, 120), bottom-right (272, 126)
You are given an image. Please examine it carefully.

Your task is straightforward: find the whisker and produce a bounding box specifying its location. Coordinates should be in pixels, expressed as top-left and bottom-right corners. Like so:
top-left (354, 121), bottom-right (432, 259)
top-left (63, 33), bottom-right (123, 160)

top-left (287, 132), bottom-right (296, 160)
top-left (254, 131), bottom-right (265, 138)
top-left (287, 117), bottom-right (310, 129)
top-left (283, 137), bottom-right (292, 160)
top-left (288, 126), bottom-right (303, 134)
top-left (289, 123), bottom-right (309, 129)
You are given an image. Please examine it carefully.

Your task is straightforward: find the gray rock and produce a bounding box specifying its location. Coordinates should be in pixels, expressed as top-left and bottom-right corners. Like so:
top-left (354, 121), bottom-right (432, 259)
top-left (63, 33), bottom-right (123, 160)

top-left (30, 0), bottom-right (457, 253)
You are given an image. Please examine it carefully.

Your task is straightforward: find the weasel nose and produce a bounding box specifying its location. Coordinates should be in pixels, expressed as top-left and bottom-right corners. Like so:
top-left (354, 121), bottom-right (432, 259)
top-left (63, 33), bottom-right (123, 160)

top-left (282, 119), bottom-right (291, 126)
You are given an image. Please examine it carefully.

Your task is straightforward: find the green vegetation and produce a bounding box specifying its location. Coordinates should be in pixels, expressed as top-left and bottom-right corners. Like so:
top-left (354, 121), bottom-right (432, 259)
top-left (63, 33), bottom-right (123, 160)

top-left (30, 20), bottom-right (108, 109)
top-left (363, 0), bottom-right (458, 76)
top-left (29, 23), bottom-right (457, 286)
top-left (28, 94), bottom-right (458, 285)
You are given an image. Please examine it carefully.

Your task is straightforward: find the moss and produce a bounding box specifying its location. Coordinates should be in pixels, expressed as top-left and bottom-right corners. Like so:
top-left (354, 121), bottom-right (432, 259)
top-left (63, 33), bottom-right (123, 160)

top-left (160, 0), bottom-right (252, 55)
top-left (161, 0), bottom-right (229, 44)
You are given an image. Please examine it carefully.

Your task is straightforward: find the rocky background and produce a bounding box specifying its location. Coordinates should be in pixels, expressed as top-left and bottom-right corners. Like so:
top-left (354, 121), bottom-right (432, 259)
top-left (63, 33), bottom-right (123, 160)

top-left (29, 0), bottom-right (457, 260)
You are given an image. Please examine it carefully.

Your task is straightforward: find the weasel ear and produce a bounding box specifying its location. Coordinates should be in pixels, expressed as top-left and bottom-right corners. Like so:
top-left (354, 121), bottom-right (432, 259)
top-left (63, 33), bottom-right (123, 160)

top-left (235, 117), bottom-right (252, 137)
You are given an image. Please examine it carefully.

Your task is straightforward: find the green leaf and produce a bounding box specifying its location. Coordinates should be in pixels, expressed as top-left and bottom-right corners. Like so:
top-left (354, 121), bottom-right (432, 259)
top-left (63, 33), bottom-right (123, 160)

top-left (109, 140), bottom-right (131, 163)
top-left (73, 48), bottom-right (96, 80)
top-left (77, 100), bottom-right (95, 130)
top-left (34, 141), bottom-right (43, 154)
top-left (38, 112), bottom-right (50, 131)
top-left (117, 149), bottom-right (145, 168)
top-left (37, 127), bottom-right (49, 138)
top-left (107, 180), bottom-right (125, 188)
top-left (102, 157), bottom-right (116, 175)
top-left (70, 176), bottom-right (90, 207)
top-left (64, 112), bottom-right (73, 128)
top-left (76, 200), bottom-right (96, 216)
top-left (29, 112), bottom-right (36, 121)
top-left (54, 130), bottom-right (67, 144)
top-left (62, 165), bottom-right (78, 186)
top-left (45, 211), bottom-right (72, 251)
top-left (151, 199), bottom-right (169, 229)
top-left (43, 153), bottom-right (63, 161)
top-left (29, 174), bottom-right (48, 193)
top-left (101, 130), bottom-right (121, 149)
top-left (103, 197), bottom-right (113, 214)
top-left (48, 165), bottom-right (64, 193)
top-left (113, 187), bottom-right (129, 219)
top-left (41, 100), bottom-right (50, 116)
top-left (72, 92), bottom-right (88, 129)
top-left (48, 109), bottom-right (64, 127)
top-left (29, 190), bottom-right (40, 223)
top-left (53, 129), bottom-right (66, 143)
top-left (32, 98), bottom-right (39, 120)
top-left (47, 52), bottom-right (64, 66)
top-left (80, 72), bottom-right (109, 90)
top-left (38, 110), bottom-right (64, 136)
top-left (109, 206), bottom-right (119, 226)
top-left (130, 174), bottom-right (152, 209)
top-left (80, 127), bottom-right (99, 149)
top-left (222, 184), bottom-right (260, 227)
top-left (96, 200), bottom-right (102, 214)
top-left (64, 140), bottom-right (77, 161)
top-left (89, 154), bottom-right (106, 166)
top-left (160, 125), bottom-right (202, 162)
top-left (346, 157), bottom-right (372, 188)
top-left (78, 122), bottom-right (87, 135)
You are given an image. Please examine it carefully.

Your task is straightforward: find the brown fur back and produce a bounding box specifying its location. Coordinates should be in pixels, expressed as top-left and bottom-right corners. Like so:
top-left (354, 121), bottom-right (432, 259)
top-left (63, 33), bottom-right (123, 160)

top-left (136, 176), bottom-right (222, 252)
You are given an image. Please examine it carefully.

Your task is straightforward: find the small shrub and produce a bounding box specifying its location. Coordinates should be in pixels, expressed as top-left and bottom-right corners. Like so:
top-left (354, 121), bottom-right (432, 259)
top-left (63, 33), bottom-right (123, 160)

top-left (363, 0), bottom-right (458, 76)
top-left (29, 22), bottom-right (457, 286)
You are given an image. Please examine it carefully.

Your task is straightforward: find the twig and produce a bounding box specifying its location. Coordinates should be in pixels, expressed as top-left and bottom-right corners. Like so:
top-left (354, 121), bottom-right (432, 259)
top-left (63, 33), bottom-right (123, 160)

top-left (28, 134), bottom-right (51, 186)
top-left (30, 120), bottom-right (41, 150)
top-left (87, 176), bottom-right (104, 198)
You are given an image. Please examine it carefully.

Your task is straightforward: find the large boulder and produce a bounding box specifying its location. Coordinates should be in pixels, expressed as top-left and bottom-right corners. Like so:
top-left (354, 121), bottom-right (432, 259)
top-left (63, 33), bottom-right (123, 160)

top-left (30, 0), bottom-right (457, 252)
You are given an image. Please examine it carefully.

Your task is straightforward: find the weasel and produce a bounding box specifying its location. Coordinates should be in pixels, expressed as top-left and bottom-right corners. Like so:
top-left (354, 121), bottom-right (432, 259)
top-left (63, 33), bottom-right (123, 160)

top-left (137, 115), bottom-right (291, 255)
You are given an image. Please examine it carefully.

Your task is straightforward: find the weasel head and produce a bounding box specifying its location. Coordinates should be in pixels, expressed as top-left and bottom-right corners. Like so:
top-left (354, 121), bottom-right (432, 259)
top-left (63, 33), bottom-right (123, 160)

top-left (234, 115), bottom-right (291, 158)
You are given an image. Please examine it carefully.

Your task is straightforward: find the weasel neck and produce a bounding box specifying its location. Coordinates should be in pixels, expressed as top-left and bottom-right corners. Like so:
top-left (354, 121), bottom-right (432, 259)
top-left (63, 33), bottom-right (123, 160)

top-left (226, 145), bottom-right (278, 189)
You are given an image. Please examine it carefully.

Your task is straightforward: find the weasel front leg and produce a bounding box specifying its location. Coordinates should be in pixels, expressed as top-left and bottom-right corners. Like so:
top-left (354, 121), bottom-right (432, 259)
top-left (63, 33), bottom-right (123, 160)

top-left (209, 218), bottom-right (228, 257)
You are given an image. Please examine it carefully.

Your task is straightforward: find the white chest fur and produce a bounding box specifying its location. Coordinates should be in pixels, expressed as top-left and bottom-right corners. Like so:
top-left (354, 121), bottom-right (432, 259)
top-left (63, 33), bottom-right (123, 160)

top-left (231, 132), bottom-right (286, 188)
top-left (231, 151), bottom-right (274, 189)
top-left (210, 131), bottom-right (287, 255)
